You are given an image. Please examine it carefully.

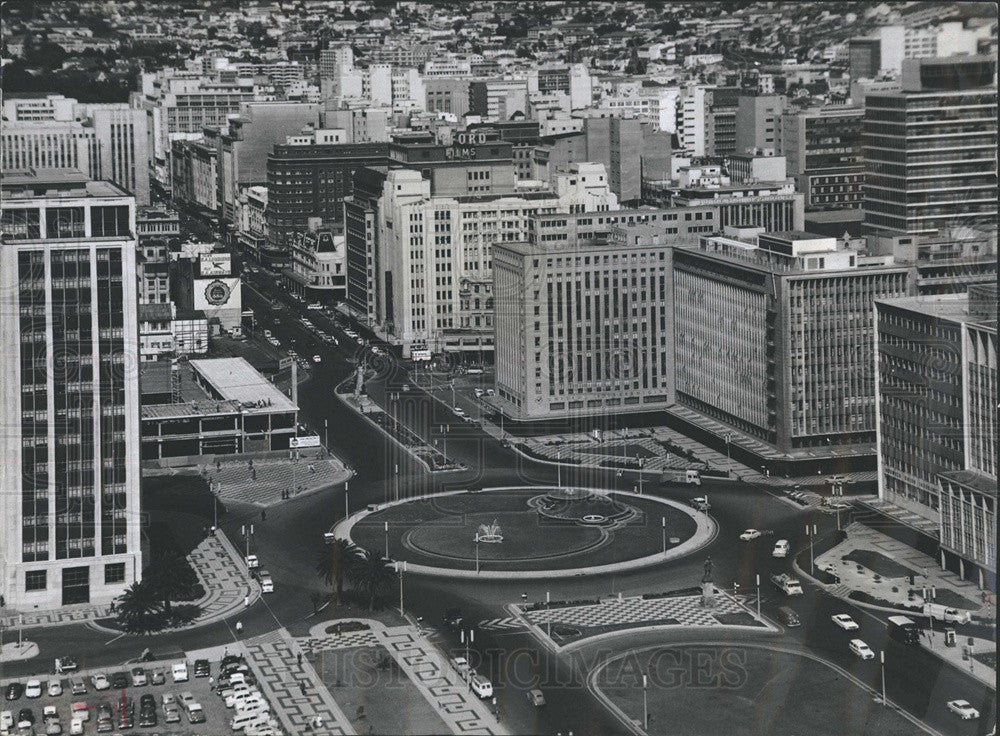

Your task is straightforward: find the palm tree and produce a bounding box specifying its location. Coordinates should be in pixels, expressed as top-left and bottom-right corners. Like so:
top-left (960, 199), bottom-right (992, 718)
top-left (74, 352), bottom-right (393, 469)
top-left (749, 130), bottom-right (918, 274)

top-left (115, 580), bottom-right (164, 635)
top-left (143, 549), bottom-right (192, 615)
top-left (347, 548), bottom-right (397, 611)
top-left (316, 540), bottom-right (359, 603)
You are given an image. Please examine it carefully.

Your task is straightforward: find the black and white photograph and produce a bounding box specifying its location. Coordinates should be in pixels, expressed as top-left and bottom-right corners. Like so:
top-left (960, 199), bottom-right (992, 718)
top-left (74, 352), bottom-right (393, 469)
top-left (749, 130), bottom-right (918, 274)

top-left (0, 1), bottom-right (996, 735)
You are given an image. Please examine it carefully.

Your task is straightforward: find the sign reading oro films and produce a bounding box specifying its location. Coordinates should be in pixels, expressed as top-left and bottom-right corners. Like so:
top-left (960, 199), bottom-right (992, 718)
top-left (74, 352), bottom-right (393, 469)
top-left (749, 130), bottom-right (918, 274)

top-left (290, 435), bottom-right (321, 448)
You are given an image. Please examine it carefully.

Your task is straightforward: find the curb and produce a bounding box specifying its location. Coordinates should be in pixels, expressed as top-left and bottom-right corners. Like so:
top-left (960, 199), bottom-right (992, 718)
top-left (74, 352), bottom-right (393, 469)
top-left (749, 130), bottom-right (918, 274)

top-left (334, 486), bottom-right (718, 580)
top-left (586, 641), bottom-right (945, 736)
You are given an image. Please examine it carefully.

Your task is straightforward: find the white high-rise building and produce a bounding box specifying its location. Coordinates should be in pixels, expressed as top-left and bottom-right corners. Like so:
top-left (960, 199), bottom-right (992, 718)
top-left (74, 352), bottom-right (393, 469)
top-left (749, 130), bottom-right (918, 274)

top-left (0, 170), bottom-right (141, 609)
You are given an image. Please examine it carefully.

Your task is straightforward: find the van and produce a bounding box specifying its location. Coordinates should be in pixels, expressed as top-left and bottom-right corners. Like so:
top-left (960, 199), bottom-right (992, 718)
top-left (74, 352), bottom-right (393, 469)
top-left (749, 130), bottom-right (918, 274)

top-left (307, 303), bottom-right (322, 310)
top-left (778, 606), bottom-right (800, 628)
top-left (772, 540), bottom-right (789, 558)
top-left (259, 571), bottom-right (274, 594)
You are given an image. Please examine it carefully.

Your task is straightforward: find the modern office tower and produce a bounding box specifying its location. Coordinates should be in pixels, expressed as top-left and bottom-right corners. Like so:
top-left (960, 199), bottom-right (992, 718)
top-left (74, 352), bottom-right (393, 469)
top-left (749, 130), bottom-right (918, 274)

top-left (863, 56), bottom-right (998, 238)
top-left (377, 163), bottom-right (618, 359)
top-left (492, 227), bottom-right (675, 421)
top-left (578, 115), bottom-right (643, 204)
top-left (704, 87), bottom-right (740, 157)
top-left (671, 231), bottom-right (911, 467)
top-left (781, 105), bottom-right (864, 211)
top-left (0, 170), bottom-right (141, 608)
top-left (468, 78), bottom-right (529, 120)
top-left (526, 64), bottom-right (593, 110)
top-left (319, 44), bottom-right (354, 77)
top-left (850, 24), bottom-right (981, 79)
top-left (676, 84), bottom-right (711, 156)
top-left (2, 96), bottom-right (150, 205)
top-left (849, 37), bottom-right (883, 80)
top-left (734, 93), bottom-right (787, 156)
top-left (875, 285), bottom-right (997, 589)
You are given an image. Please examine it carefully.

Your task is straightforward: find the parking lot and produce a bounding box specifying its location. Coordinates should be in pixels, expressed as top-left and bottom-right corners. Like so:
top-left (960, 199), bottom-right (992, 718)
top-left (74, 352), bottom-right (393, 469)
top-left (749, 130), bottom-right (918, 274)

top-left (1, 658), bottom-right (237, 735)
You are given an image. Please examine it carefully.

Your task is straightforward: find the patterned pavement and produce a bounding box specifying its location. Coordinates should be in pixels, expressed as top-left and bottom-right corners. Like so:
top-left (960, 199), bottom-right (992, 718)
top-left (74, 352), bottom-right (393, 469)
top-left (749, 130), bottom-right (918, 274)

top-left (243, 629), bottom-right (354, 736)
top-left (2, 530), bottom-right (258, 631)
top-left (519, 590), bottom-right (748, 630)
top-left (204, 455), bottom-right (351, 506)
top-left (298, 620), bottom-right (508, 736)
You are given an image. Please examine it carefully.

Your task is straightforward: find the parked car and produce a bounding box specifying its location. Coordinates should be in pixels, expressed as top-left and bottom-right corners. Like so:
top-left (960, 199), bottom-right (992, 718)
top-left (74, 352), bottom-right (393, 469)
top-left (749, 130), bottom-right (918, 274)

top-left (171, 663), bottom-right (189, 683)
top-left (245, 555), bottom-right (259, 569)
top-left (739, 529), bottom-right (761, 541)
top-left (149, 671), bottom-right (165, 686)
top-left (849, 639), bottom-right (875, 660)
top-left (193, 660), bottom-right (210, 678)
top-left (946, 700), bottom-right (979, 720)
top-left (24, 682), bottom-right (41, 699)
top-left (449, 657), bottom-right (471, 679)
top-left (109, 673), bottom-right (128, 690)
top-left (5, 683), bottom-right (24, 701)
top-left (831, 614), bottom-right (860, 631)
top-left (17, 709), bottom-right (34, 725)
top-left (46, 681), bottom-right (61, 698)
top-left (259, 570), bottom-right (274, 593)
top-left (162, 704), bottom-right (181, 724)
top-left (131, 667), bottom-right (147, 686)
top-left (69, 679), bottom-right (86, 696)
top-left (1, 711), bottom-right (14, 730)
top-left (91, 674), bottom-right (110, 691)
top-left (312, 355), bottom-right (322, 363)
top-left (184, 702), bottom-right (206, 725)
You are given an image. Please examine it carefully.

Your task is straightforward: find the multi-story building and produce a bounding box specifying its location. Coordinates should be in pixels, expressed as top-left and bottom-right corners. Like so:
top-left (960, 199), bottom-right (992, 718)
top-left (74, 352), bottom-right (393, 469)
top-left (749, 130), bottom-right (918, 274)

top-left (344, 167), bottom-right (390, 325)
top-left (868, 227), bottom-right (998, 295)
top-left (863, 56), bottom-right (997, 237)
top-left (469, 78), bottom-right (529, 120)
top-left (672, 231), bottom-right (911, 465)
top-left (2, 95), bottom-right (150, 205)
top-left (875, 285), bottom-right (997, 590)
top-left (781, 105), bottom-right (864, 211)
top-left (528, 204), bottom-right (720, 246)
top-left (467, 120), bottom-right (541, 181)
top-left (423, 77), bottom-right (472, 118)
top-left (493, 226), bottom-right (676, 420)
top-left (851, 24), bottom-right (981, 78)
top-left (651, 181), bottom-right (805, 233)
top-left (704, 87), bottom-right (739, 157)
top-left (376, 163), bottom-right (618, 358)
top-left (734, 93), bottom-right (787, 156)
top-left (235, 185), bottom-right (269, 265)
top-left (287, 220), bottom-right (347, 303)
top-left (170, 138), bottom-right (219, 215)
top-left (0, 170), bottom-right (141, 608)
top-left (581, 115), bottom-right (643, 205)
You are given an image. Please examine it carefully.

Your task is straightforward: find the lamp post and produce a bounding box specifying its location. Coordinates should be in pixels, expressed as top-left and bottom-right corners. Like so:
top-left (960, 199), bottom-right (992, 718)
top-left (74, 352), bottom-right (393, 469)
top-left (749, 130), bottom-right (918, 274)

top-left (880, 650), bottom-right (886, 705)
top-left (756, 574), bottom-right (761, 620)
top-left (384, 521), bottom-right (389, 560)
top-left (638, 457), bottom-right (645, 495)
top-left (661, 516), bottom-right (666, 554)
top-left (344, 481), bottom-right (349, 520)
top-left (642, 673), bottom-right (649, 730)
top-left (475, 533), bottom-right (480, 574)
top-left (806, 524), bottom-right (817, 576)
top-left (211, 482), bottom-right (219, 530)
top-left (394, 462), bottom-right (399, 502)
top-left (725, 433), bottom-right (731, 460)
top-left (546, 591), bottom-right (551, 639)
top-left (461, 628), bottom-right (474, 685)
top-left (396, 561), bottom-right (406, 616)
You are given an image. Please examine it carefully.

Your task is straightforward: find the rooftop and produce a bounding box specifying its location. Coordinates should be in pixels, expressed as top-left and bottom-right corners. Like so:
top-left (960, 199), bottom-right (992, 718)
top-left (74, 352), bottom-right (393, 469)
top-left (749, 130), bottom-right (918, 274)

top-left (190, 357), bottom-right (297, 413)
top-left (1, 168), bottom-right (129, 200)
top-left (939, 469), bottom-right (998, 498)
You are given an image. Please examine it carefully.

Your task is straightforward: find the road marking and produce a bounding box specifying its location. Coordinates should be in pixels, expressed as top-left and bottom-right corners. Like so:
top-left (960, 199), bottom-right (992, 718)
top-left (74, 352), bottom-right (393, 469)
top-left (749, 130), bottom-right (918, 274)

top-left (477, 617), bottom-right (526, 632)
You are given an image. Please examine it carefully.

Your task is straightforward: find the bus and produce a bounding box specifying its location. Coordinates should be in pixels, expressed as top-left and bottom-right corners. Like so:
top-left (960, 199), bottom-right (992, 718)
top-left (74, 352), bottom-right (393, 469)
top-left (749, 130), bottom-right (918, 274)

top-left (887, 615), bottom-right (920, 645)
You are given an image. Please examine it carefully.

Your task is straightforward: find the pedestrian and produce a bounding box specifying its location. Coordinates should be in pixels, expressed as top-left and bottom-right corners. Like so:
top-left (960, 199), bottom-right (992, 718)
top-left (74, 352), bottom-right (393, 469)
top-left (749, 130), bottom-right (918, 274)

top-left (297, 652), bottom-right (303, 667)
top-left (261, 509), bottom-right (267, 521)
top-left (315, 716), bottom-right (323, 729)
top-left (521, 593), bottom-right (527, 602)
top-left (299, 681), bottom-right (307, 696)
top-left (0, 594), bottom-right (5, 608)
top-left (236, 620), bottom-right (243, 633)
top-left (244, 594), bottom-right (250, 608)
top-left (209, 676), bottom-right (214, 692)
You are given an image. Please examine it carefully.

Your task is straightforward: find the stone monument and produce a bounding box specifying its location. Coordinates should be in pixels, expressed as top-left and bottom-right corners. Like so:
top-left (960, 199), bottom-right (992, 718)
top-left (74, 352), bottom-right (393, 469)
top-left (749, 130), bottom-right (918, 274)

top-left (700, 556), bottom-right (715, 608)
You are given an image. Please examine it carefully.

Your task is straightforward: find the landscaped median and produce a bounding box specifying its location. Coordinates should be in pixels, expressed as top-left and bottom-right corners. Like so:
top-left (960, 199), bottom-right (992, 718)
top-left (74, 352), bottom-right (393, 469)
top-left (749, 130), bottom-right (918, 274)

top-left (508, 586), bottom-right (777, 654)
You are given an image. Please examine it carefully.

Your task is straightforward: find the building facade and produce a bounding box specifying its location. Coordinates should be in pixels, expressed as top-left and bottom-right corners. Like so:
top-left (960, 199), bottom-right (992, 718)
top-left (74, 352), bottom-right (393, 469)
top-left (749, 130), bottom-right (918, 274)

top-left (0, 171), bottom-right (141, 608)
top-left (781, 105), bottom-right (864, 211)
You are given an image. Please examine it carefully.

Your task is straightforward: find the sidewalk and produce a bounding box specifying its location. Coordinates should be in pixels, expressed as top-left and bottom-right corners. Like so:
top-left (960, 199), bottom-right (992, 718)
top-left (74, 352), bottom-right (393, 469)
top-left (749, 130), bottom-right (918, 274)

top-left (298, 619), bottom-right (508, 736)
top-left (1, 530), bottom-right (259, 632)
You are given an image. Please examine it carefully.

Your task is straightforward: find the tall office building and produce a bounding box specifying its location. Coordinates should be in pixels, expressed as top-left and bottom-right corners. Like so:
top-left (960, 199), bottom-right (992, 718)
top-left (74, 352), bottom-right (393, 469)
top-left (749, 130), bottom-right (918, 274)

top-left (0, 170), bottom-right (141, 608)
top-left (734, 93), bottom-right (786, 156)
top-left (493, 226), bottom-right (676, 421)
top-left (671, 231), bottom-right (911, 466)
top-left (2, 95), bottom-right (151, 205)
top-left (863, 56), bottom-right (997, 237)
top-left (781, 105), bottom-right (864, 211)
top-left (874, 285), bottom-right (996, 589)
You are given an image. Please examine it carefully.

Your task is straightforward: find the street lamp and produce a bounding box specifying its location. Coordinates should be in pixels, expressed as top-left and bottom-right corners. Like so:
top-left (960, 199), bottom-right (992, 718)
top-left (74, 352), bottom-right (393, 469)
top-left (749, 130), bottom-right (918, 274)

top-left (475, 533), bottom-right (480, 574)
top-left (806, 524), bottom-right (817, 576)
top-left (460, 628), bottom-right (474, 685)
top-left (756, 574), bottom-right (761, 620)
top-left (546, 591), bottom-right (551, 640)
top-left (880, 650), bottom-right (886, 705)
top-left (395, 560), bottom-right (406, 616)
top-left (642, 673), bottom-right (649, 730)
top-left (384, 521), bottom-right (389, 560)
top-left (661, 516), bottom-right (667, 554)
top-left (344, 480), bottom-right (349, 520)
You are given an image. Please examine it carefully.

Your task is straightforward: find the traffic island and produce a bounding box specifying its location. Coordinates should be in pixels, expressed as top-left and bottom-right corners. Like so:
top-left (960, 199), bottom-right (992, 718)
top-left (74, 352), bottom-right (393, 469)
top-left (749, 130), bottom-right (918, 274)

top-left (590, 644), bottom-right (934, 736)
top-left (337, 486), bottom-right (716, 580)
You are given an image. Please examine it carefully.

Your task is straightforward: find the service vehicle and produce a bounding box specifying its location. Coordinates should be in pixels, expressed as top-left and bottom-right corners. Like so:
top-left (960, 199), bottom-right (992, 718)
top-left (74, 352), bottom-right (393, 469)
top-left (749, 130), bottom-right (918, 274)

top-left (770, 573), bottom-right (804, 596)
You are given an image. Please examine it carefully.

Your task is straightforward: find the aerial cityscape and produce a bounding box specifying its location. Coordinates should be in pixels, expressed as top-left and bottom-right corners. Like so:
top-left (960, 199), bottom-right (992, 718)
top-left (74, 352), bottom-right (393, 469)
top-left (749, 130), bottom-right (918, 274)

top-left (0, 1), bottom-right (996, 735)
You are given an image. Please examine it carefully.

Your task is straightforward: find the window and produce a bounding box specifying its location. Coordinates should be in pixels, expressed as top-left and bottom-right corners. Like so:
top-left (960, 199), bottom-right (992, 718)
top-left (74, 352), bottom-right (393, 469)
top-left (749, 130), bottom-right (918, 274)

top-left (1, 207), bottom-right (41, 239)
top-left (104, 562), bottom-right (126, 584)
top-left (46, 207), bottom-right (86, 239)
top-left (25, 569), bottom-right (47, 591)
top-left (91, 206), bottom-right (131, 237)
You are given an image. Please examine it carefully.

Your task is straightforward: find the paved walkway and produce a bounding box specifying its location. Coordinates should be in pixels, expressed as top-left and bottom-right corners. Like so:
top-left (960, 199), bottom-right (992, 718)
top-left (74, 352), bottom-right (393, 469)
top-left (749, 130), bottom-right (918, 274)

top-left (1, 530), bottom-right (258, 632)
top-left (199, 454), bottom-right (351, 507)
top-left (299, 619), bottom-right (508, 736)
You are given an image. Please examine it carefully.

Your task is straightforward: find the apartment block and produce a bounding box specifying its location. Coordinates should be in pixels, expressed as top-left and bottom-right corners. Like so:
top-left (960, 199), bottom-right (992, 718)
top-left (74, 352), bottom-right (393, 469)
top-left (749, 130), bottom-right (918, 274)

top-left (781, 105), bottom-right (864, 211)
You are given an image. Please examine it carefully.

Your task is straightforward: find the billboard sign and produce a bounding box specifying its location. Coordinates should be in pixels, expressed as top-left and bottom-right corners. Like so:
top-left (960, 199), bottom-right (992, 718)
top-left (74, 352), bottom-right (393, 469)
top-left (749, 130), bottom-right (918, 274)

top-left (290, 435), bottom-right (322, 449)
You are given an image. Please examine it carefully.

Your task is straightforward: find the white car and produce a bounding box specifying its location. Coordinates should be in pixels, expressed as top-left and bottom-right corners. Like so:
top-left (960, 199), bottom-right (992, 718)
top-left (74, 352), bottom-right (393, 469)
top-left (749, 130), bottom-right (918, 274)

top-left (450, 656), bottom-right (471, 678)
top-left (25, 679), bottom-right (42, 698)
top-left (171, 662), bottom-right (189, 683)
top-left (474, 388), bottom-right (484, 397)
top-left (91, 673), bottom-right (110, 690)
top-left (470, 675), bottom-right (493, 699)
top-left (245, 554), bottom-right (260, 569)
top-left (849, 639), bottom-right (875, 660)
top-left (831, 614), bottom-right (860, 631)
top-left (453, 406), bottom-right (465, 417)
top-left (312, 355), bottom-right (321, 363)
top-left (946, 699), bottom-right (980, 720)
top-left (1, 711), bottom-right (14, 730)
top-left (772, 539), bottom-right (789, 558)
top-left (47, 680), bottom-right (62, 697)
top-left (70, 718), bottom-right (84, 735)
top-left (740, 529), bottom-right (761, 541)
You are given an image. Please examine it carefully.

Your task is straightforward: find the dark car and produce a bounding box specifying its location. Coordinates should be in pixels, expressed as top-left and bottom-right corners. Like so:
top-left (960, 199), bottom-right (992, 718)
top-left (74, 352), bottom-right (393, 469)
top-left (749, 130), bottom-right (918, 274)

top-left (443, 607), bottom-right (463, 629)
top-left (117, 698), bottom-right (134, 730)
top-left (193, 659), bottom-right (210, 678)
top-left (110, 672), bottom-right (128, 690)
top-left (138, 695), bottom-right (155, 710)
top-left (17, 708), bottom-right (34, 725)
top-left (138, 695), bottom-right (157, 728)
top-left (5, 682), bottom-right (24, 701)
top-left (220, 654), bottom-right (244, 670)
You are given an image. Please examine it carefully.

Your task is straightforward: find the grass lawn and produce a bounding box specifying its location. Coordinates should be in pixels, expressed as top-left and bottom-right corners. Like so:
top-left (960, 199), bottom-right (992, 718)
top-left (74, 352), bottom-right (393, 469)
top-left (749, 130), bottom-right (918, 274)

top-left (972, 651), bottom-right (996, 669)
top-left (314, 645), bottom-right (450, 735)
top-left (596, 646), bottom-right (921, 736)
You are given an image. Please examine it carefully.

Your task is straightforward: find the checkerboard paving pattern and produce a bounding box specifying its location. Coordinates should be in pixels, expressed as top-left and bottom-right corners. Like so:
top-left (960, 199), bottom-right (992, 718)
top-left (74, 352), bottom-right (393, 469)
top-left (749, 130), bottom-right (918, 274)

top-left (206, 457), bottom-right (351, 506)
top-left (298, 630), bottom-right (380, 654)
top-left (522, 591), bottom-right (745, 630)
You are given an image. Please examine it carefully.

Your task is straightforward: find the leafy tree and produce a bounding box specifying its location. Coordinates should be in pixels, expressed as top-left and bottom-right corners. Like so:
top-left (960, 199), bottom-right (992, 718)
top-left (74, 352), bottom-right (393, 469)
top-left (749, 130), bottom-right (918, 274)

top-left (115, 581), bottom-right (163, 635)
top-left (143, 549), bottom-right (192, 614)
top-left (347, 549), bottom-right (397, 610)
